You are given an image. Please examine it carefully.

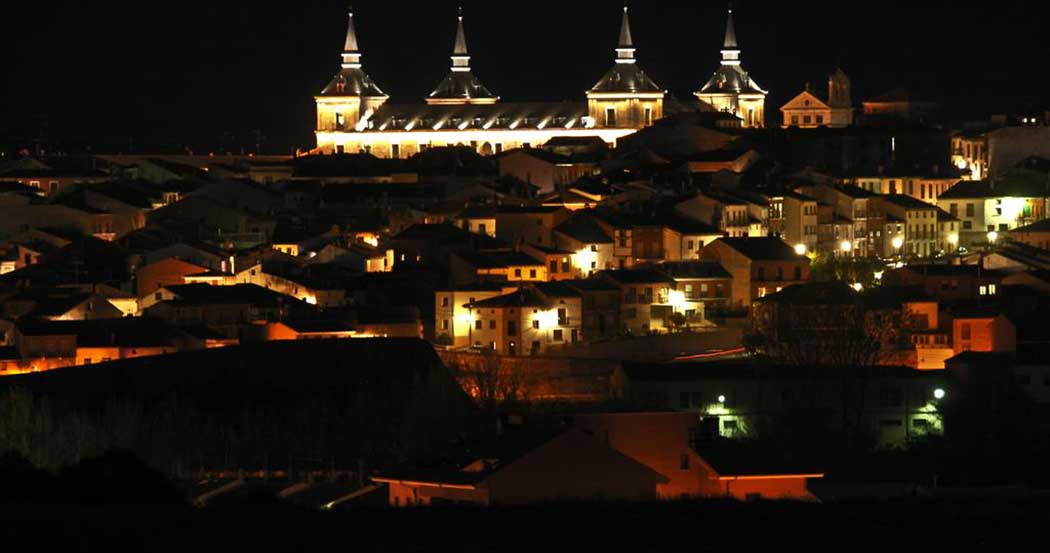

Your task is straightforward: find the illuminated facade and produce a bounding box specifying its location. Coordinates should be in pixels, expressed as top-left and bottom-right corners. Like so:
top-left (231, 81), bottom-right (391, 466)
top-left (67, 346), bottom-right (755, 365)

top-left (696, 7), bottom-right (767, 128)
top-left (314, 7), bottom-right (663, 157)
top-left (780, 69), bottom-right (854, 128)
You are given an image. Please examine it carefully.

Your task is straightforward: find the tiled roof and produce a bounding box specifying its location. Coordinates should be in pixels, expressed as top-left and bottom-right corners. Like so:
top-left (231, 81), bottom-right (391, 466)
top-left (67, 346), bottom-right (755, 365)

top-left (715, 237), bottom-right (807, 261)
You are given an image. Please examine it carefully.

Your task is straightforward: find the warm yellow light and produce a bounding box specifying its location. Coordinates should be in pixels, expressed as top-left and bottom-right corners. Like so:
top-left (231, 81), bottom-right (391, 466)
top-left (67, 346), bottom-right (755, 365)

top-left (892, 236), bottom-right (904, 250)
top-left (1000, 198), bottom-right (1027, 222)
top-left (794, 243), bottom-right (807, 256)
top-left (574, 248), bottom-right (597, 272)
top-left (987, 231), bottom-right (999, 244)
top-left (852, 282), bottom-right (864, 292)
top-left (948, 233), bottom-right (959, 246)
top-left (534, 310), bottom-right (559, 330)
top-left (668, 290), bottom-right (688, 312)
top-left (840, 240), bottom-right (853, 253)
top-left (457, 312), bottom-right (475, 326)
top-left (874, 271), bottom-right (884, 281)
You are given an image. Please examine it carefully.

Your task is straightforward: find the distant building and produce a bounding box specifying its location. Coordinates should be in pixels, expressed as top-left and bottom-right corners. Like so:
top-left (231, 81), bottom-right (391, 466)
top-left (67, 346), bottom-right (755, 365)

top-left (780, 69), bottom-right (854, 128)
top-left (862, 88), bottom-right (940, 121)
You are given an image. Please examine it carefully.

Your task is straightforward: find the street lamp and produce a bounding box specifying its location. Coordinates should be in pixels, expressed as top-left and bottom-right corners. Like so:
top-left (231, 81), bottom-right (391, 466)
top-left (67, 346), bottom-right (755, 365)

top-left (794, 243), bottom-right (808, 256)
top-left (987, 231), bottom-right (999, 245)
top-left (934, 388), bottom-right (946, 400)
top-left (718, 395), bottom-right (727, 404)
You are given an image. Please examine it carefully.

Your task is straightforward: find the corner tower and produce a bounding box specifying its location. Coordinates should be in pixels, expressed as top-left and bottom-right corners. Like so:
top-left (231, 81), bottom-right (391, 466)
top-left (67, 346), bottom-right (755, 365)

top-left (695, 5), bottom-right (767, 128)
top-left (315, 5), bottom-right (389, 151)
top-left (586, 5), bottom-right (665, 129)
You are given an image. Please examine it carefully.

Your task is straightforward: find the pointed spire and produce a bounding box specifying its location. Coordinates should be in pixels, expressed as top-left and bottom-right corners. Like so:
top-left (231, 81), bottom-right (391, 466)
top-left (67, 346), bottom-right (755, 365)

top-left (450, 6), bottom-right (471, 72)
top-left (616, 3), bottom-right (636, 64)
top-left (454, 6), bottom-right (468, 56)
top-left (619, 4), bottom-right (634, 48)
top-left (723, 3), bottom-right (738, 49)
top-left (720, 3), bottom-right (742, 66)
top-left (342, 4), bottom-right (362, 68)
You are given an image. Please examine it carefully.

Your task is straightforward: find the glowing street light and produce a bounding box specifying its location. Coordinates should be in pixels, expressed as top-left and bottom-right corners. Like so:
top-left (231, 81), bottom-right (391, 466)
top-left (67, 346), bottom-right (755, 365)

top-left (852, 282), bottom-right (864, 292)
top-left (718, 395), bottom-right (727, 404)
top-left (934, 388), bottom-right (946, 400)
top-left (794, 243), bottom-right (808, 256)
top-left (668, 290), bottom-right (688, 313)
top-left (840, 240), bottom-right (853, 254)
top-left (987, 231), bottom-right (999, 244)
top-left (892, 236), bottom-right (904, 251)
top-left (534, 310), bottom-right (559, 330)
top-left (947, 233), bottom-right (960, 247)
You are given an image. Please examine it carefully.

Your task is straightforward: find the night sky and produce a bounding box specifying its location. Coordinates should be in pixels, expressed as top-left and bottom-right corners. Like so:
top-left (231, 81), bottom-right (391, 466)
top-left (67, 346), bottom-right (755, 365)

top-left (5, 0), bottom-right (1048, 154)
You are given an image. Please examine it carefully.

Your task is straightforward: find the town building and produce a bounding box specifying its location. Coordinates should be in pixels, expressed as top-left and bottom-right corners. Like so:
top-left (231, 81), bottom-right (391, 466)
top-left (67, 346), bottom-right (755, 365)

top-left (462, 286), bottom-right (582, 356)
top-left (699, 237), bottom-right (810, 307)
top-left (373, 425), bottom-right (666, 507)
top-left (936, 178), bottom-right (1049, 248)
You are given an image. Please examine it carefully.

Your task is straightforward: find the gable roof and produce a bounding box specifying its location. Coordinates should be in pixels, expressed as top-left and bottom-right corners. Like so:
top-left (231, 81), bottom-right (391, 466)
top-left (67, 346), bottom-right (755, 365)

top-left (781, 89), bottom-right (831, 111)
top-left (714, 237), bottom-right (807, 262)
top-left (600, 268), bottom-right (675, 285)
top-left (655, 261), bottom-right (732, 280)
top-left (554, 217), bottom-right (614, 245)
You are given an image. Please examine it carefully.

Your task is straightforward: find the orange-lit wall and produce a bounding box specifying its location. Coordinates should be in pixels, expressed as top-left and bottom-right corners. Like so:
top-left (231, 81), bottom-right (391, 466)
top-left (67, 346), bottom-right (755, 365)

top-left (136, 258), bottom-right (209, 298)
top-left (954, 316), bottom-right (1017, 355)
top-left (485, 430), bottom-right (661, 506)
top-left (574, 412), bottom-right (702, 499)
top-left (720, 477), bottom-right (811, 501)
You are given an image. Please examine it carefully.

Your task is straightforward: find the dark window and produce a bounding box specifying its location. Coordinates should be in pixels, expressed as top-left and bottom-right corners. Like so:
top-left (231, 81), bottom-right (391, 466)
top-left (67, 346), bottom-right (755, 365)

top-left (475, 320), bottom-right (483, 330)
top-left (489, 320), bottom-right (496, 330)
top-left (552, 329), bottom-right (564, 342)
top-left (507, 321), bottom-right (518, 336)
top-left (680, 454), bottom-right (690, 471)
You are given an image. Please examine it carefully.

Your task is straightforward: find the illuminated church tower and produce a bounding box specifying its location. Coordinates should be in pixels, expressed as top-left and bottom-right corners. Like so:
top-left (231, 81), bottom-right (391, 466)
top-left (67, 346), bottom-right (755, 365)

top-left (315, 6), bottom-right (389, 149)
top-left (695, 5), bottom-right (767, 128)
top-left (587, 5), bottom-right (664, 129)
top-left (427, 7), bottom-right (498, 105)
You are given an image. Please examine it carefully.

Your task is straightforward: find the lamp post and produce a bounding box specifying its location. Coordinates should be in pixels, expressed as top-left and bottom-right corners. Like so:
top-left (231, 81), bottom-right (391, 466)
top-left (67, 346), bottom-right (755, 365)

top-left (892, 236), bottom-right (904, 266)
top-left (794, 243), bottom-right (808, 257)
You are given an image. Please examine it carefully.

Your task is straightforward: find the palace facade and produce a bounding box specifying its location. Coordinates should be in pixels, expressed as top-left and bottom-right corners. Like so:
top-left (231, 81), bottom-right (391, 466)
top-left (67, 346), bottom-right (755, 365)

top-left (313, 6), bottom-right (765, 158)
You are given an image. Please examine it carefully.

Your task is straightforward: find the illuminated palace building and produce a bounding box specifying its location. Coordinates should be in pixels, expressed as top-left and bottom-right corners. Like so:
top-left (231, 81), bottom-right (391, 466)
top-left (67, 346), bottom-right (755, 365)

top-left (313, 6), bottom-right (767, 158)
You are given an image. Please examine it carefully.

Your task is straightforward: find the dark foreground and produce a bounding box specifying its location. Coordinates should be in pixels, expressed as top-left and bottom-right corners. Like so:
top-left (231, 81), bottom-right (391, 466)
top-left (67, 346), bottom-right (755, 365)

top-left (2, 495), bottom-right (1048, 552)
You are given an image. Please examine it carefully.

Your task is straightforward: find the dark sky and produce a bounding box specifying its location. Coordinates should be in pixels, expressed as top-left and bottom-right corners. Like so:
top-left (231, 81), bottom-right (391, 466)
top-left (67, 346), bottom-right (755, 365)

top-left (5, 0), bottom-right (1048, 154)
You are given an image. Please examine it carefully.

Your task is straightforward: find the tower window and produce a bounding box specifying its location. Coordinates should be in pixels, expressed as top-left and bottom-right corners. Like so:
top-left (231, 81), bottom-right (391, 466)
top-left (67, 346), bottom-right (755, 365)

top-left (605, 108), bottom-right (617, 127)
top-left (644, 107), bottom-right (652, 126)
top-left (335, 113), bottom-right (346, 130)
